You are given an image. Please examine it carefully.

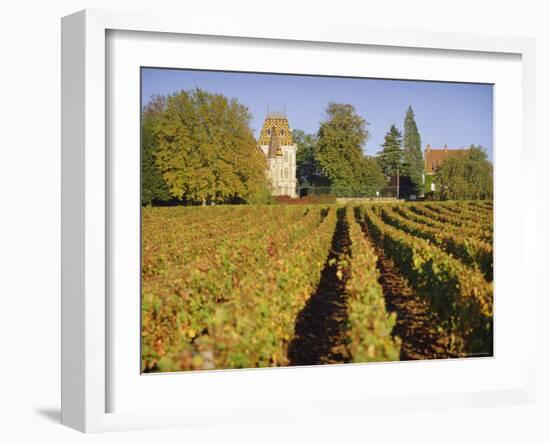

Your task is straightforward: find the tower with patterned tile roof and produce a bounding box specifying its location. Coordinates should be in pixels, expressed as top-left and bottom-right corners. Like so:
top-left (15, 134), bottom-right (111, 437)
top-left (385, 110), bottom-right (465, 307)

top-left (258, 111), bottom-right (297, 198)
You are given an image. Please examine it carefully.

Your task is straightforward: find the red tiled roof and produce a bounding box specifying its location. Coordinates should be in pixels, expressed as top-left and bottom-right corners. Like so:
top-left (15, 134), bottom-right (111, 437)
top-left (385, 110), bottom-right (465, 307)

top-left (425, 147), bottom-right (465, 174)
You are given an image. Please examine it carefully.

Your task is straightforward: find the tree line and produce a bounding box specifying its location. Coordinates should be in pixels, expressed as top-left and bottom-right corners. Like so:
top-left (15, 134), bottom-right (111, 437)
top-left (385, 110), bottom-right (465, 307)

top-left (295, 104), bottom-right (426, 199)
top-left (294, 103), bottom-right (492, 200)
top-left (142, 88), bottom-right (493, 205)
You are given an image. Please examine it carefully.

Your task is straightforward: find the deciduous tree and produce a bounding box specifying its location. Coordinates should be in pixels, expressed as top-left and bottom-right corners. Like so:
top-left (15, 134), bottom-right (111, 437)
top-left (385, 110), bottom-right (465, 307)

top-left (141, 95), bottom-right (171, 206)
top-left (435, 145), bottom-right (493, 200)
top-left (293, 129), bottom-right (327, 186)
top-left (357, 156), bottom-right (387, 197)
top-left (154, 89), bottom-right (269, 205)
top-left (316, 103), bottom-right (375, 196)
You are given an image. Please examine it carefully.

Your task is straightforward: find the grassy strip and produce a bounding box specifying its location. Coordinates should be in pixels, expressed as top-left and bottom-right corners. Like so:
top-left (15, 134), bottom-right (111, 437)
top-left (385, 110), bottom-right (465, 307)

top-left (358, 205), bottom-right (493, 356)
top-left (344, 206), bottom-right (400, 362)
top-left (381, 206), bottom-right (493, 281)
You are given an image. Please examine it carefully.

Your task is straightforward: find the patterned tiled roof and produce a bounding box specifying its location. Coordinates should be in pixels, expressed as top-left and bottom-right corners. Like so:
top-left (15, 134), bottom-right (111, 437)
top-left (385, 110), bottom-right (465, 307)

top-left (267, 126), bottom-right (283, 158)
top-left (258, 115), bottom-right (293, 146)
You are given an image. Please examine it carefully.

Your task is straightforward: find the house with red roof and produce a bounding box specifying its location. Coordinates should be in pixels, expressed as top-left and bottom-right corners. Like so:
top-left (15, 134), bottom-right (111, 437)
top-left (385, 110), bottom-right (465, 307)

top-left (423, 144), bottom-right (466, 193)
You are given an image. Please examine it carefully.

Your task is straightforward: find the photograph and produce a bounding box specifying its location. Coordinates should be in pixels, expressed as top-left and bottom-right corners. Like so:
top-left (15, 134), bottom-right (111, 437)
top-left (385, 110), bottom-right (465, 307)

top-left (140, 68), bottom-right (494, 373)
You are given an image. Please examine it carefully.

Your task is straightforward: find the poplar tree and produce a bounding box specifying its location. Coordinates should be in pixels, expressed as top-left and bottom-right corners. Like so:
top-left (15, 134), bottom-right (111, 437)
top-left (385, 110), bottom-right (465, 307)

top-left (402, 106), bottom-right (424, 195)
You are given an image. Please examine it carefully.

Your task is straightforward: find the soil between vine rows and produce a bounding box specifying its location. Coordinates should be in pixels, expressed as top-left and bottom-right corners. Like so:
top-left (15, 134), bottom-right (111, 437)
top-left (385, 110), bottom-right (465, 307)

top-left (287, 208), bottom-right (351, 366)
top-left (358, 220), bottom-right (457, 361)
top-left (287, 207), bottom-right (456, 365)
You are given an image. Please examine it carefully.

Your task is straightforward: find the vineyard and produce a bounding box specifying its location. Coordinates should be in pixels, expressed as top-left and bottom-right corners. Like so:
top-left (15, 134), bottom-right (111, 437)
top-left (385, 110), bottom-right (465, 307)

top-left (141, 201), bottom-right (493, 372)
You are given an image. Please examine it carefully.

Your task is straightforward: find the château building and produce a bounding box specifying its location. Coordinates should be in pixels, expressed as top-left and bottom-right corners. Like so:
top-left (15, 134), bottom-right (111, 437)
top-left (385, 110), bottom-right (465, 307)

top-left (258, 112), bottom-right (298, 198)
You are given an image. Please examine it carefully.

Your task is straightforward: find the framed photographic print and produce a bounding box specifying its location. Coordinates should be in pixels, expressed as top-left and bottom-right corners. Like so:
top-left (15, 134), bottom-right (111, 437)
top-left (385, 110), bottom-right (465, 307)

top-left (61, 9), bottom-right (537, 432)
top-left (139, 67), bottom-right (494, 373)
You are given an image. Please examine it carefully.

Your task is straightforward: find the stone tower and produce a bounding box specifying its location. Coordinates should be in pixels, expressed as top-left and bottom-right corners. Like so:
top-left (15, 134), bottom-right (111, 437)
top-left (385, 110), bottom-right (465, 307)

top-left (258, 112), bottom-right (297, 198)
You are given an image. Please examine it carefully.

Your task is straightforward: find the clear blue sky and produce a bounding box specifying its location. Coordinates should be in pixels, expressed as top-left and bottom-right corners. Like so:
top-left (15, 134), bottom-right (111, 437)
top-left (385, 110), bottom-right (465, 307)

top-left (142, 68), bottom-right (493, 160)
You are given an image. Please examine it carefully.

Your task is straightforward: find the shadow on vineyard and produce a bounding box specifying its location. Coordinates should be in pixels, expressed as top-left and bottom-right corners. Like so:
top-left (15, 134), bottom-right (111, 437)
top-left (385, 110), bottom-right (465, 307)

top-left (356, 215), bottom-right (457, 360)
top-left (287, 208), bottom-right (352, 366)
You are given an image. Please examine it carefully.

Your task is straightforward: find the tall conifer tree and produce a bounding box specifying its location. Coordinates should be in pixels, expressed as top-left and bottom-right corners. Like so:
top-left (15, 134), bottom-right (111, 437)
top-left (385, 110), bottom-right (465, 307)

top-left (402, 105), bottom-right (424, 195)
top-left (376, 124), bottom-right (403, 198)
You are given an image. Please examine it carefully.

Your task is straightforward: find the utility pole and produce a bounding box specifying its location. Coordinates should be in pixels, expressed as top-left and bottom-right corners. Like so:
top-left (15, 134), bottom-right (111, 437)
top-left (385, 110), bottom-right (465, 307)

top-left (396, 168), bottom-right (400, 199)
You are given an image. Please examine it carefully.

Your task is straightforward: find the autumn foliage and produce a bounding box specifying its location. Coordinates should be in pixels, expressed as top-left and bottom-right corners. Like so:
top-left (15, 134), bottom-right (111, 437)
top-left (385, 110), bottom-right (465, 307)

top-left (142, 201), bottom-right (493, 372)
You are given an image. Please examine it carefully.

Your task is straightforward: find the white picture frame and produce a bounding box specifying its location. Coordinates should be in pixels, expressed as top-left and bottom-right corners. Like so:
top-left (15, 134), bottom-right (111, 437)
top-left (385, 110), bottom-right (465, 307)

top-left (61, 9), bottom-right (537, 433)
